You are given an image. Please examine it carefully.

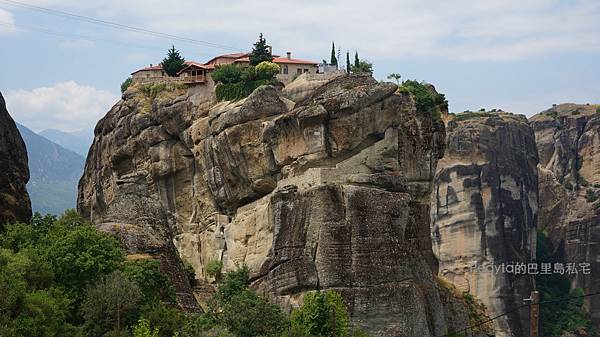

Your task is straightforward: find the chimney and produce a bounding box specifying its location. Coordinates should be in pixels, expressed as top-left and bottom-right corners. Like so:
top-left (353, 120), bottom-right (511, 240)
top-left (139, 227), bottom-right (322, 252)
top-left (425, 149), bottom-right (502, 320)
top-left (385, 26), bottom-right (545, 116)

top-left (267, 45), bottom-right (272, 54)
top-left (286, 52), bottom-right (291, 60)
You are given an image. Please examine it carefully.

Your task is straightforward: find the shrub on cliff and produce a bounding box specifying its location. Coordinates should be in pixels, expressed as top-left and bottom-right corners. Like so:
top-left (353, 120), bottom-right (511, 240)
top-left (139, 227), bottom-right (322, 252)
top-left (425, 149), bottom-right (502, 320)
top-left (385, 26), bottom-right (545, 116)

top-left (212, 62), bottom-right (279, 102)
top-left (290, 291), bottom-right (350, 337)
top-left (121, 77), bottom-right (133, 93)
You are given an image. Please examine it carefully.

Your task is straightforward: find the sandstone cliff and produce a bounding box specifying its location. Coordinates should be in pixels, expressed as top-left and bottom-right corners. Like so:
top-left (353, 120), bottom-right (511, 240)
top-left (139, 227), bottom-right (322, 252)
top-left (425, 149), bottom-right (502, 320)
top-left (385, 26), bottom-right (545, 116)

top-left (431, 112), bottom-right (538, 337)
top-left (0, 91), bottom-right (31, 227)
top-left (78, 73), bottom-right (485, 336)
top-left (530, 103), bottom-right (600, 326)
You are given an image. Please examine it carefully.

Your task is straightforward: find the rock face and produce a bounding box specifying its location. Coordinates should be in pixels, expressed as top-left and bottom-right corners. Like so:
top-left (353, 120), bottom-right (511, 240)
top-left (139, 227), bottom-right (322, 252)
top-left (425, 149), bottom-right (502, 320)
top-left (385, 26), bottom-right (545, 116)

top-left (431, 113), bottom-right (539, 337)
top-left (530, 103), bottom-right (600, 326)
top-left (0, 92), bottom-right (31, 227)
top-left (78, 74), bottom-right (485, 336)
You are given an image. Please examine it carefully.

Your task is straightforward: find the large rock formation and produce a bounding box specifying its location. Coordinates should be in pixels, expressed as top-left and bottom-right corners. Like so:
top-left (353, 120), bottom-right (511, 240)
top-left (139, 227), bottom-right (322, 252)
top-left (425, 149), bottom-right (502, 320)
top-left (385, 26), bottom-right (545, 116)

top-left (431, 112), bottom-right (539, 337)
top-left (0, 91), bottom-right (31, 227)
top-left (78, 74), bottom-right (486, 336)
top-left (530, 103), bottom-right (600, 326)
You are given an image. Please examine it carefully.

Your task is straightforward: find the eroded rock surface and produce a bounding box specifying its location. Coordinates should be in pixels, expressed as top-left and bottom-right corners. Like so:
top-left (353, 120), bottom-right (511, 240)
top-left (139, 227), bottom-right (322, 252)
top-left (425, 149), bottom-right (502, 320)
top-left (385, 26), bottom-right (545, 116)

top-left (79, 74), bottom-right (482, 336)
top-left (0, 91), bottom-right (31, 226)
top-left (431, 113), bottom-right (538, 337)
top-left (530, 103), bottom-right (600, 326)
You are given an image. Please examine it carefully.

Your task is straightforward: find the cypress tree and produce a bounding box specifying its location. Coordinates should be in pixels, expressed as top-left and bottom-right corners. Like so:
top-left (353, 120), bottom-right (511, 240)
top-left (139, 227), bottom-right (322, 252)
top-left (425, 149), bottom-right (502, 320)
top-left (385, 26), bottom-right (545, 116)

top-left (161, 45), bottom-right (185, 77)
top-left (330, 42), bottom-right (337, 67)
top-left (249, 33), bottom-right (273, 66)
top-left (346, 51), bottom-right (351, 74)
top-left (354, 52), bottom-right (359, 68)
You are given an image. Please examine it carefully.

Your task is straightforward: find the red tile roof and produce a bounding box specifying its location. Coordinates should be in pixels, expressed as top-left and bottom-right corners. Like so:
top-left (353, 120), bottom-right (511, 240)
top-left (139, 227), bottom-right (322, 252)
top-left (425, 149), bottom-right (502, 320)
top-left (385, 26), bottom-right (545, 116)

top-left (234, 56), bottom-right (318, 65)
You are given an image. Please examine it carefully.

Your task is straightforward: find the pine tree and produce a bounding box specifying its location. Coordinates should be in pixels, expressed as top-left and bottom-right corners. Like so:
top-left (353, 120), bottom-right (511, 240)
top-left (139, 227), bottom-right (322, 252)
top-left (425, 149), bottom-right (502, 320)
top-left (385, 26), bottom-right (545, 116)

top-left (346, 51), bottom-right (351, 74)
top-left (249, 33), bottom-right (273, 66)
top-left (161, 45), bottom-right (185, 77)
top-left (330, 41), bottom-right (337, 67)
top-left (354, 52), bottom-right (360, 68)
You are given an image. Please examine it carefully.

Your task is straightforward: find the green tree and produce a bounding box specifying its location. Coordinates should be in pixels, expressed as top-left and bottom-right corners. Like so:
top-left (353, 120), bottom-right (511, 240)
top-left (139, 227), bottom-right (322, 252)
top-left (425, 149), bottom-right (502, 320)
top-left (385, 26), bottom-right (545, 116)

top-left (354, 52), bottom-right (359, 68)
top-left (139, 302), bottom-right (184, 337)
top-left (249, 33), bottom-right (273, 66)
top-left (82, 271), bottom-right (142, 337)
top-left (290, 291), bottom-right (350, 337)
top-left (330, 41), bottom-right (338, 67)
top-left (350, 60), bottom-right (373, 75)
top-left (346, 51), bottom-right (351, 74)
top-left (131, 319), bottom-right (160, 337)
top-left (220, 289), bottom-right (288, 337)
top-left (45, 224), bottom-right (124, 303)
top-left (121, 77), bottom-right (133, 93)
top-left (0, 249), bottom-right (80, 337)
top-left (387, 73), bottom-right (402, 84)
top-left (162, 45), bottom-right (185, 77)
top-left (122, 259), bottom-right (175, 304)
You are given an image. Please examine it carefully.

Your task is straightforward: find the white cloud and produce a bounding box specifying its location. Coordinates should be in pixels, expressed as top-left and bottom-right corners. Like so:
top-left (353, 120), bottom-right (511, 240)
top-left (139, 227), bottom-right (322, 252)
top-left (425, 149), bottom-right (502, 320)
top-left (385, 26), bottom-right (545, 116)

top-left (59, 38), bottom-right (96, 48)
top-left (12, 0), bottom-right (600, 61)
top-left (0, 8), bottom-right (16, 35)
top-left (4, 81), bottom-right (119, 132)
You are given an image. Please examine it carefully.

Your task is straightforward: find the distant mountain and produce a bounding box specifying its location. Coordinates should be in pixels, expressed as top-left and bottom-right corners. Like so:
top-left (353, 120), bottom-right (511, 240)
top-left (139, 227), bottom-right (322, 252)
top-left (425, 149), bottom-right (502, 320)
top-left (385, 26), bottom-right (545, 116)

top-left (16, 123), bottom-right (85, 215)
top-left (39, 128), bottom-right (94, 157)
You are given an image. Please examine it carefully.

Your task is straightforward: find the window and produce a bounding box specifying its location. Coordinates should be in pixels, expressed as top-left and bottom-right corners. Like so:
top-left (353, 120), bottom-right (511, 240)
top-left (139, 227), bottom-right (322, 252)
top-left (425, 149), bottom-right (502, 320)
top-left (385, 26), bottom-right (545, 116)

top-left (297, 68), bottom-right (303, 75)
top-left (283, 65), bottom-right (288, 75)
top-left (303, 68), bottom-right (309, 73)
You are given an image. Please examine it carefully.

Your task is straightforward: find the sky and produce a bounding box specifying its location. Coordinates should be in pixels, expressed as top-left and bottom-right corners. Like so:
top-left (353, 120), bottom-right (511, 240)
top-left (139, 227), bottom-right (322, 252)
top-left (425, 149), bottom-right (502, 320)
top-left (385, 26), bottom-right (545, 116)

top-left (0, 0), bottom-right (599, 133)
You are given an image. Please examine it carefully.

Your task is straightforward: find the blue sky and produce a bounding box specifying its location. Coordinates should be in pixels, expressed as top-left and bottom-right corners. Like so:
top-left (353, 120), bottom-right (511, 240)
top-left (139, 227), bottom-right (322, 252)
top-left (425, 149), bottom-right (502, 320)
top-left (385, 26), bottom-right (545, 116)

top-left (0, 0), bottom-right (599, 133)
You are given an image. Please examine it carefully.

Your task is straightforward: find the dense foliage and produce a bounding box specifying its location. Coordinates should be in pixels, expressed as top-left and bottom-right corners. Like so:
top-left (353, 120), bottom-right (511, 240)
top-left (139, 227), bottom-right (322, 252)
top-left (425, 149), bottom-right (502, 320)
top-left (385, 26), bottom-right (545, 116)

top-left (536, 231), bottom-right (596, 337)
top-left (211, 61), bottom-right (279, 101)
top-left (121, 77), bottom-right (133, 93)
top-left (290, 291), bottom-right (350, 337)
top-left (162, 46), bottom-right (185, 77)
top-left (249, 33), bottom-right (273, 66)
top-left (0, 211), bottom-right (370, 337)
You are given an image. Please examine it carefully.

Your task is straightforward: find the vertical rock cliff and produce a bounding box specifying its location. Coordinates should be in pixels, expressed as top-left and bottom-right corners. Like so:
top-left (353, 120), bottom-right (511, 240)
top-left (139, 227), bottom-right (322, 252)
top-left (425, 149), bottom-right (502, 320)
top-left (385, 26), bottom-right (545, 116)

top-left (0, 91), bottom-right (32, 227)
top-left (530, 103), bottom-right (600, 326)
top-left (78, 73), bottom-right (487, 336)
top-left (431, 112), bottom-right (538, 337)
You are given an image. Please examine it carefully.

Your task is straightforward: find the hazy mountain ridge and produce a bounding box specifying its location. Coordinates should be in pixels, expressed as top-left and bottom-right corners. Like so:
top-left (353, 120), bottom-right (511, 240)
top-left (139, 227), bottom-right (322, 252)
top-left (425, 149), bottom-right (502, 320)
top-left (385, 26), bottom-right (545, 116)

top-left (39, 128), bottom-right (94, 157)
top-left (16, 123), bottom-right (85, 215)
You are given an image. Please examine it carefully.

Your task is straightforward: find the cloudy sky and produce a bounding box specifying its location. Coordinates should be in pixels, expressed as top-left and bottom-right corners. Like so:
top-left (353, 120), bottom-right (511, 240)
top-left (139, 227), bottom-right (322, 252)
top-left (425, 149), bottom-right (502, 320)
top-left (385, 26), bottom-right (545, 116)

top-left (0, 0), bottom-right (599, 133)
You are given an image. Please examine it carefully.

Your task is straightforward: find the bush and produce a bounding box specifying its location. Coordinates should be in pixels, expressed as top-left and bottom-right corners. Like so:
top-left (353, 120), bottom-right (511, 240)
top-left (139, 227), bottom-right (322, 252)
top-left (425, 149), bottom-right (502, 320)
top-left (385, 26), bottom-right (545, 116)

top-left (399, 80), bottom-right (446, 113)
top-left (183, 260), bottom-right (196, 286)
top-left (220, 289), bottom-right (288, 337)
top-left (255, 61), bottom-right (280, 80)
top-left (211, 65), bottom-right (243, 84)
top-left (139, 302), bottom-right (185, 337)
top-left (350, 60), bottom-right (373, 74)
top-left (290, 291), bottom-right (350, 337)
top-left (586, 189), bottom-right (598, 203)
top-left (121, 77), bottom-right (133, 93)
top-left (205, 260), bottom-right (223, 281)
top-left (123, 259), bottom-right (175, 303)
top-left (215, 79), bottom-right (270, 102)
top-left (132, 319), bottom-right (160, 337)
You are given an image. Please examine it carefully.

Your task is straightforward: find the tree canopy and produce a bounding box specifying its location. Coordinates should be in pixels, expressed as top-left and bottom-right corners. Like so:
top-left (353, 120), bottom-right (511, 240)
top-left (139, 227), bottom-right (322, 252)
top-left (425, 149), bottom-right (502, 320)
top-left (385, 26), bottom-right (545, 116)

top-left (249, 33), bottom-right (273, 66)
top-left (161, 46), bottom-right (185, 77)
